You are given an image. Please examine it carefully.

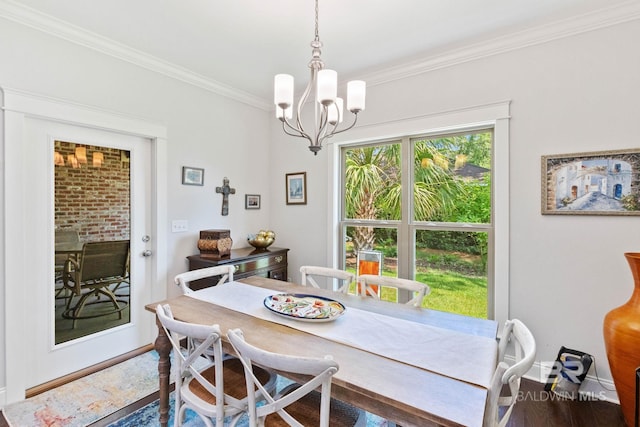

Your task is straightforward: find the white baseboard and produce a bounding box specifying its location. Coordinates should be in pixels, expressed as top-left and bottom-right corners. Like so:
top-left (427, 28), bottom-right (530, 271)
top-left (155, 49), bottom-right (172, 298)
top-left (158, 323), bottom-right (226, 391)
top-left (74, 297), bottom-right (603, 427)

top-left (0, 386), bottom-right (6, 410)
top-left (511, 356), bottom-right (619, 404)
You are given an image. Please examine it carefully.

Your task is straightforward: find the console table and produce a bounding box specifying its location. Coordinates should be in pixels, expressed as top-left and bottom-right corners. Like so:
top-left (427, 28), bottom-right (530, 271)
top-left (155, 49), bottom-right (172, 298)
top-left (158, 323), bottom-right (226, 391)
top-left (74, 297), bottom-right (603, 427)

top-left (187, 246), bottom-right (288, 290)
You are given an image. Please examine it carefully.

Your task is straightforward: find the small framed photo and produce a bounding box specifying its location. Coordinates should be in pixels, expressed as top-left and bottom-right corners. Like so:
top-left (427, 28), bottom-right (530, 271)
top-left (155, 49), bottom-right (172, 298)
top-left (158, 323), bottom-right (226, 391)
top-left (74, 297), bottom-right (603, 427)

top-left (245, 194), bottom-right (261, 210)
top-left (286, 172), bottom-right (307, 205)
top-left (541, 148), bottom-right (640, 215)
top-left (182, 166), bottom-right (204, 186)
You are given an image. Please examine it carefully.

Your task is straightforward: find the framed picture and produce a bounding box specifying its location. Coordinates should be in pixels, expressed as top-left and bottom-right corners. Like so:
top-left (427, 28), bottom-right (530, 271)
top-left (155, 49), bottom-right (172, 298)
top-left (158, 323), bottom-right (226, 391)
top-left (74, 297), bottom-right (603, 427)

top-left (182, 166), bottom-right (204, 186)
top-left (541, 148), bottom-right (640, 215)
top-left (286, 172), bottom-right (307, 205)
top-left (245, 194), bottom-right (261, 210)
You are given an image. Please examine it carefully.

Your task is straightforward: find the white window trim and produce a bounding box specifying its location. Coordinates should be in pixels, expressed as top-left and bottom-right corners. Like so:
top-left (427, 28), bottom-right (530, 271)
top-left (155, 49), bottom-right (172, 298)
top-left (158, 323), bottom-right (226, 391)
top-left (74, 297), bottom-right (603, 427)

top-left (327, 100), bottom-right (510, 325)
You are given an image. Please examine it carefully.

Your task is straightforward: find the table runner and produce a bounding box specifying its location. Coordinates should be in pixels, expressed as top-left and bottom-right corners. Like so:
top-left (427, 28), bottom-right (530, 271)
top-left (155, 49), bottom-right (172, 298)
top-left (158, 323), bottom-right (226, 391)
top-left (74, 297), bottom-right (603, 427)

top-left (187, 281), bottom-right (497, 388)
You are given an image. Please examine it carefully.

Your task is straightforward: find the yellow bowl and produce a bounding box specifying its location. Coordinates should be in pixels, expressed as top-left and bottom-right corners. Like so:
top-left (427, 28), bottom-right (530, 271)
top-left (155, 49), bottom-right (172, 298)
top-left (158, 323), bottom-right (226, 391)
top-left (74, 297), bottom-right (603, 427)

top-left (248, 237), bottom-right (274, 249)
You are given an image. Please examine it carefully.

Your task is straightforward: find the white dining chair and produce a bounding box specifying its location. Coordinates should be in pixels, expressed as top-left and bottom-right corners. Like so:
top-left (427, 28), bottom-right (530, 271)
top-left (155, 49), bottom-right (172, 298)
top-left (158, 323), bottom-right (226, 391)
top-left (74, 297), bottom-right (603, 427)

top-left (356, 274), bottom-right (430, 307)
top-left (227, 328), bottom-right (365, 427)
top-left (156, 304), bottom-right (276, 427)
top-left (174, 265), bottom-right (235, 295)
top-left (299, 266), bottom-right (355, 294)
top-left (483, 318), bottom-right (536, 427)
top-left (174, 265), bottom-right (236, 360)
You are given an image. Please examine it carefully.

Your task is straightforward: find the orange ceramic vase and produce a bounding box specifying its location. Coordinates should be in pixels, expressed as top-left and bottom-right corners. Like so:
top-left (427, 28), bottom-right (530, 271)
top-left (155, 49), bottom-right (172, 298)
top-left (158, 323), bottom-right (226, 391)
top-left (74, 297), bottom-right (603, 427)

top-left (603, 252), bottom-right (640, 427)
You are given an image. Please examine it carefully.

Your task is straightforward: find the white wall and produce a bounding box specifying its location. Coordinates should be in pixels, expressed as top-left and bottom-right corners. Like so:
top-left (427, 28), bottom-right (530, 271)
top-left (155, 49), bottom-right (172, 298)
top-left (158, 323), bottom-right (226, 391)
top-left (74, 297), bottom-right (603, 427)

top-left (0, 18), bottom-right (273, 401)
top-left (270, 18), bottom-right (640, 392)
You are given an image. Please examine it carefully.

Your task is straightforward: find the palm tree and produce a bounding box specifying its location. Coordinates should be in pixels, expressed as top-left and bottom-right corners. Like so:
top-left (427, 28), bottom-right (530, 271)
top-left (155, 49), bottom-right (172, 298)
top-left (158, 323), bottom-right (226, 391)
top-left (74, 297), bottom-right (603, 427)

top-left (344, 142), bottom-right (464, 252)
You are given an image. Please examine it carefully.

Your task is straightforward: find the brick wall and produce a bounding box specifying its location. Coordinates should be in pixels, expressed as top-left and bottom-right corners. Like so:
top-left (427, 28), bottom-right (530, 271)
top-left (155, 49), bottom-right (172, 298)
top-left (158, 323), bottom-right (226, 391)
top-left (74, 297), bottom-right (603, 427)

top-left (54, 141), bottom-right (130, 242)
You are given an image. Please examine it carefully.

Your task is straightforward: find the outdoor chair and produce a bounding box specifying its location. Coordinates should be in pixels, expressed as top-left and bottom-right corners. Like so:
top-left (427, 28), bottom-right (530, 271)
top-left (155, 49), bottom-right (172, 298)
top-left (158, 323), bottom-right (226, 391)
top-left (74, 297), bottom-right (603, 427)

top-left (55, 229), bottom-right (80, 297)
top-left (61, 240), bottom-right (130, 328)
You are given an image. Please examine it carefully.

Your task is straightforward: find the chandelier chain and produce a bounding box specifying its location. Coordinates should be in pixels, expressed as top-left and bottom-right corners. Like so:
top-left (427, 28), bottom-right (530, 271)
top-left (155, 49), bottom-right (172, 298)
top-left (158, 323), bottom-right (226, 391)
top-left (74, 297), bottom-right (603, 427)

top-left (314, 0), bottom-right (319, 41)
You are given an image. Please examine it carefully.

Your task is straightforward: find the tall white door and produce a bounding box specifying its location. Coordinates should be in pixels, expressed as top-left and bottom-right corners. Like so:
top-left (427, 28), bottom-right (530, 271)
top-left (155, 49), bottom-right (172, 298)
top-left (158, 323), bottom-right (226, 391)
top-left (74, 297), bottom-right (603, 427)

top-left (21, 117), bottom-right (156, 388)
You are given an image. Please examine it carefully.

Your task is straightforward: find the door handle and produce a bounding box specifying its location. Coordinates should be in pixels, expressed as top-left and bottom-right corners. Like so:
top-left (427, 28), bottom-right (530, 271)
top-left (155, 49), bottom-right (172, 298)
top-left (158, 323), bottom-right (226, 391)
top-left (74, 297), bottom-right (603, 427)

top-left (142, 250), bottom-right (152, 257)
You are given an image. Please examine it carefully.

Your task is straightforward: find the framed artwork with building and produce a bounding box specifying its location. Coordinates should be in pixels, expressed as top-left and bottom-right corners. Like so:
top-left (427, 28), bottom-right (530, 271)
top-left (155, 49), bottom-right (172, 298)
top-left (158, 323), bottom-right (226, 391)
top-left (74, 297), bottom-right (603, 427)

top-left (541, 149), bottom-right (640, 215)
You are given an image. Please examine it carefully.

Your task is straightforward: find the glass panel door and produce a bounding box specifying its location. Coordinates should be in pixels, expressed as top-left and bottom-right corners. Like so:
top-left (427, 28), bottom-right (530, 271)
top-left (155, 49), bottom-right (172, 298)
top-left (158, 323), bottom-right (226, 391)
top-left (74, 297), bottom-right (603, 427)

top-left (54, 141), bottom-right (131, 344)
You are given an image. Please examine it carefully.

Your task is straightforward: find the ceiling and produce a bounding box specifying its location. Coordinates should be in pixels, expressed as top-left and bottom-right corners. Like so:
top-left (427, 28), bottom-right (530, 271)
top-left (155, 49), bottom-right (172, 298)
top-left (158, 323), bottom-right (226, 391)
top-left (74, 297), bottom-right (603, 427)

top-left (4, 0), bottom-right (635, 108)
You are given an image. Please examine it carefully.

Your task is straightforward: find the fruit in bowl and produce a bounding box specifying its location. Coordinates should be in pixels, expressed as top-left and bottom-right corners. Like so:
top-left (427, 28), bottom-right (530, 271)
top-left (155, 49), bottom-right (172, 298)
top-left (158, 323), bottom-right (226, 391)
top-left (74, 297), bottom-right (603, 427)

top-left (247, 229), bottom-right (275, 249)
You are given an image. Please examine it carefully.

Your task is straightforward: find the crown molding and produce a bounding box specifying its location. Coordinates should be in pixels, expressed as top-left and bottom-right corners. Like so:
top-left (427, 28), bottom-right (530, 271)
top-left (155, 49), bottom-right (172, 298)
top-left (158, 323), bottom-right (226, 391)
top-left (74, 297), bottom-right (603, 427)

top-left (1, 0), bottom-right (639, 111)
top-left (0, 0), bottom-right (271, 110)
top-left (359, 0), bottom-right (640, 87)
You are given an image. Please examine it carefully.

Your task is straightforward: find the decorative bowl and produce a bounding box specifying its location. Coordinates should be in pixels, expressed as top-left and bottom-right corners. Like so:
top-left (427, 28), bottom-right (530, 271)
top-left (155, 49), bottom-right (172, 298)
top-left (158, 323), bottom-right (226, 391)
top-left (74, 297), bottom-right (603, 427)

top-left (247, 230), bottom-right (275, 249)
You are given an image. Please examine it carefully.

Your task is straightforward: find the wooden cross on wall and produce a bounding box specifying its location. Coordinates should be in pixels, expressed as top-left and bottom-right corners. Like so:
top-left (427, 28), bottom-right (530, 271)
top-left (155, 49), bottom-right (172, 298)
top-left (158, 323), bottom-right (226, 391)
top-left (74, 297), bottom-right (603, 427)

top-left (215, 177), bottom-right (236, 216)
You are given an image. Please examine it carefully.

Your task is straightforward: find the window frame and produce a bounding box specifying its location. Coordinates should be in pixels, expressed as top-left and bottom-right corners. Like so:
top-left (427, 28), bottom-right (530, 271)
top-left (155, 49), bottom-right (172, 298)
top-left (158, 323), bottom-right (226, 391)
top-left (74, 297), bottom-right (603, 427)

top-left (327, 101), bottom-right (510, 324)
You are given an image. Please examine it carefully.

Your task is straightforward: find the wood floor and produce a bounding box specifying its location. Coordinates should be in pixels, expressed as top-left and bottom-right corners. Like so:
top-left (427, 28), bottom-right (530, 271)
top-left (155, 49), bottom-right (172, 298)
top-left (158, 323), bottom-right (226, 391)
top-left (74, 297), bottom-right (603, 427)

top-left (0, 376), bottom-right (626, 427)
top-left (504, 378), bottom-right (626, 427)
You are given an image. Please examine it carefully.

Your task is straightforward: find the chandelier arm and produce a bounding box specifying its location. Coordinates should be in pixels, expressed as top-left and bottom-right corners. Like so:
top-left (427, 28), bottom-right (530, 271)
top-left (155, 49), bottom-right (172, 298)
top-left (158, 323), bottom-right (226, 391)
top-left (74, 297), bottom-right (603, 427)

top-left (315, 105), bottom-right (331, 144)
top-left (281, 119), bottom-right (313, 144)
top-left (320, 112), bottom-right (360, 144)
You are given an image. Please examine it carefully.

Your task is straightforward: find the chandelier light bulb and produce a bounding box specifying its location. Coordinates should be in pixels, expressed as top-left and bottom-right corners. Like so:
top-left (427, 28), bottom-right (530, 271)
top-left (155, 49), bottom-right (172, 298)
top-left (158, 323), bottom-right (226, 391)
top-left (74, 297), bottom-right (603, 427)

top-left (347, 80), bottom-right (366, 112)
top-left (75, 146), bottom-right (88, 164)
top-left (274, 74), bottom-right (294, 109)
top-left (317, 69), bottom-right (337, 106)
top-left (54, 151), bottom-right (65, 166)
top-left (93, 151), bottom-right (104, 167)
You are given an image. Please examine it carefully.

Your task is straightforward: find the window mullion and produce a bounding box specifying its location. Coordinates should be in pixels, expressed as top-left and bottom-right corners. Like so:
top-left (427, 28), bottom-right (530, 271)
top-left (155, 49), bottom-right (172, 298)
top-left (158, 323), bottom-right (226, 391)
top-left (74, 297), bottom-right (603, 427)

top-left (398, 136), bottom-right (412, 279)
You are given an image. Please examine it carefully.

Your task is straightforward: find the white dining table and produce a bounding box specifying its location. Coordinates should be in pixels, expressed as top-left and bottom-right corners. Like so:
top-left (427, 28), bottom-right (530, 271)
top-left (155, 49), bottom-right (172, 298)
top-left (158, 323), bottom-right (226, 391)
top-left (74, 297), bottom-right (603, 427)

top-left (146, 276), bottom-right (499, 427)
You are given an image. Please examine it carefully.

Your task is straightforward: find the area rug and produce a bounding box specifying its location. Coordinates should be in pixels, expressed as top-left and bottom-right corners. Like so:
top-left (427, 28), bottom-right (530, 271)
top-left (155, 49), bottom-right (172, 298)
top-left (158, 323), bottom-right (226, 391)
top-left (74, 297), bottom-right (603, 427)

top-left (108, 390), bottom-right (390, 427)
top-left (2, 350), bottom-right (389, 427)
top-left (2, 351), bottom-right (162, 427)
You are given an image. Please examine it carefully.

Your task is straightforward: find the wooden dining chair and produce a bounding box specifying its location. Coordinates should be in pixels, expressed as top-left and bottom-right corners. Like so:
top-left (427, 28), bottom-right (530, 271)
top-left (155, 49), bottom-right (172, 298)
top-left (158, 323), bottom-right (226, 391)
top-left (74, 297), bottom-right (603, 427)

top-left (157, 304), bottom-right (276, 427)
top-left (227, 328), bottom-right (364, 427)
top-left (174, 265), bottom-right (235, 295)
top-left (356, 274), bottom-right (430, 307)
top-left (299, 266), bottom-right (355, 294)
top-left (483, 318), bottom-right (536, 427)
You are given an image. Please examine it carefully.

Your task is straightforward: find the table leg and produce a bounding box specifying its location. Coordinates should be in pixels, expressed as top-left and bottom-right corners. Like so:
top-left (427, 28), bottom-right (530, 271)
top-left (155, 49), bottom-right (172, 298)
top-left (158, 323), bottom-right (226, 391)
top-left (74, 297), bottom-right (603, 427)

top-left (155, 315), bottom-right (172, 427)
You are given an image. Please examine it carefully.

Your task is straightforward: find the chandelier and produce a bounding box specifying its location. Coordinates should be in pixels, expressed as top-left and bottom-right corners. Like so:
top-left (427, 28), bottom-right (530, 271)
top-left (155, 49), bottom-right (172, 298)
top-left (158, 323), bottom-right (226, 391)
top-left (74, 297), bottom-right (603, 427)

top-left (54, 145), bottom-right (104, 168)
top-left (273, 0), bottom-right (366, 155)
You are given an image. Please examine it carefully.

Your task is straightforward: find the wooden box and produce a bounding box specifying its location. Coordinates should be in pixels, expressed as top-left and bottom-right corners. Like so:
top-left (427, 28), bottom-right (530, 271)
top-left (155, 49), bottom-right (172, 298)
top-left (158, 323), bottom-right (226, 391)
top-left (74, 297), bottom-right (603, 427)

top-left (197, 229), bottom-right (232, 259)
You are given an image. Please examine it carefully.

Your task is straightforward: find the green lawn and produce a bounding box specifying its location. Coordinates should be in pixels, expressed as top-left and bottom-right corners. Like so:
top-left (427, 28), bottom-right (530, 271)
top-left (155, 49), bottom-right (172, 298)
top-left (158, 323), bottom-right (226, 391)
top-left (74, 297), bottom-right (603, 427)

top-left (416, 269), bottom-right (487, 318)
top-left (349, 267), bottom-right (488, 319)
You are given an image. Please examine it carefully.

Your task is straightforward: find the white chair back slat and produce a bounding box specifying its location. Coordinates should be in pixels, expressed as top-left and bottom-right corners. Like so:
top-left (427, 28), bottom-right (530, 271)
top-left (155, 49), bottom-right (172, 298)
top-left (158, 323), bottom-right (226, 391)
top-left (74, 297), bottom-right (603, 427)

top-left (174, 265), bottom-right (235, 294)
top-left (357, 274), bottom-right (430, 307)
top-left (300, 266), bottom-right (355, 294)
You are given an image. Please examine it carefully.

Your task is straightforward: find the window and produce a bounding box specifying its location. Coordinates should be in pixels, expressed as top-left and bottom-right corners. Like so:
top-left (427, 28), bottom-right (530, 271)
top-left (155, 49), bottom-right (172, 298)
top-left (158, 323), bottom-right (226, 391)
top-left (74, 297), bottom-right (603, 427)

top-left (328, 101), bottom-right (510, 323)
top-left (340, 129), bottom-right (492, 318)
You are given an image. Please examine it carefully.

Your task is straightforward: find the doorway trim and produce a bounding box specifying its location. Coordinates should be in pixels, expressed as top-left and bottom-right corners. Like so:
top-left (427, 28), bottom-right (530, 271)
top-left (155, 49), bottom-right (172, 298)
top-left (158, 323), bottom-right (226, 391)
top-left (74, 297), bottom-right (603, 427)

top-left (1, 86), bottom-right (168, 404)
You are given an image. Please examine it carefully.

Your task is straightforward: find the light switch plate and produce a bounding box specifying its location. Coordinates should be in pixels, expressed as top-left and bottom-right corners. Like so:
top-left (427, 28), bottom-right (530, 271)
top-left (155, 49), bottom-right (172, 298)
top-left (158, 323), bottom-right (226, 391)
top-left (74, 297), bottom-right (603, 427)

top-left (171, 220), bottom-right (188, 233)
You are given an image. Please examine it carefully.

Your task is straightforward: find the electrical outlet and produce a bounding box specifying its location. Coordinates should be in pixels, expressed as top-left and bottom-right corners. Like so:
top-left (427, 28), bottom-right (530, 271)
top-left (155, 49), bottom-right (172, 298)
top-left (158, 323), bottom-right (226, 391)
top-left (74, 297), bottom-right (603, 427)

top-left (171, 220), bottom-right (188, 233)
